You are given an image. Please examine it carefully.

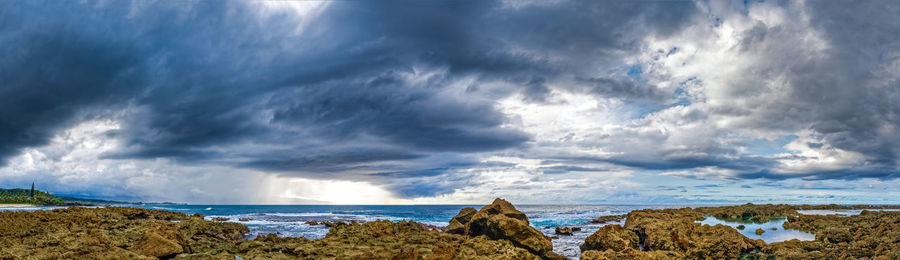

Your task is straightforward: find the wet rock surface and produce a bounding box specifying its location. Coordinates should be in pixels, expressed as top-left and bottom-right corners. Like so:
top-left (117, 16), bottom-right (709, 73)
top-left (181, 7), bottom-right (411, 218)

top-left (554, 226), bottom-right (575, 235)
top-left (755, 228), bottom-right (766, 235)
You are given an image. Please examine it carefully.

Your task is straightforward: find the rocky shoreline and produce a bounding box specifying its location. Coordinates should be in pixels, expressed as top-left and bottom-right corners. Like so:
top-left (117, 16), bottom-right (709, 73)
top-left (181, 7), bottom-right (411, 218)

top-left (1, 200), bottom-right (898, 259)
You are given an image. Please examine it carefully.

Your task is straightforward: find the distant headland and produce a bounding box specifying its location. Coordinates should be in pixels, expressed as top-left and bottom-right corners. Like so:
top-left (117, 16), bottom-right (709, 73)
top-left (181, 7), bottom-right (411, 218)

top-left (0, 184), bottom-right (128, 206)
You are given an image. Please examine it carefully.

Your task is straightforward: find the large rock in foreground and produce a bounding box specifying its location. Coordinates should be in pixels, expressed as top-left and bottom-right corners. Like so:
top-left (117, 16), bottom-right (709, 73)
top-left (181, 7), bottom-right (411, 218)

top-left (446, 207), bottom-right (476, 234)
top-left (134, 231), bottom-right (183, 257)
top-left (465, 198), bottom-right (564, 259)
top-left (239, 220), bottom-right (540, 259)
top-left (580, 204), bottom-right (900, 259)
top-left (0, 204), bottom-right (554, 259)
top-left (580, 224), bottom-right (639, 252)
top-left (0, 207), bottom-right (248, 259)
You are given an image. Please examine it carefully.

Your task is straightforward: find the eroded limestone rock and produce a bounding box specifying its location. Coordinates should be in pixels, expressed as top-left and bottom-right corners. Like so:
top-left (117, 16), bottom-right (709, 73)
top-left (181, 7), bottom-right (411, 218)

top-left (465, 198), bottom-right (563, 259)
top-left (446, 207), bottom-right (476, 235)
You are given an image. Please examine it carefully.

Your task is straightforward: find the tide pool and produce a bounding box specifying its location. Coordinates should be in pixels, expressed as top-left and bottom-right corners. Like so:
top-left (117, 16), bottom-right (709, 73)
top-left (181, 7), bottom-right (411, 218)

top-left (696, 217), bottom-right (814, 243)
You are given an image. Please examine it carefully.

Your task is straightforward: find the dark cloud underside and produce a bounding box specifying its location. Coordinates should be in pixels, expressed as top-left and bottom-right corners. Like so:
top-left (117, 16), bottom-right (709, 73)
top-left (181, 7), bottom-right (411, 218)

top-left (2, 0), bottom-right (900, 201)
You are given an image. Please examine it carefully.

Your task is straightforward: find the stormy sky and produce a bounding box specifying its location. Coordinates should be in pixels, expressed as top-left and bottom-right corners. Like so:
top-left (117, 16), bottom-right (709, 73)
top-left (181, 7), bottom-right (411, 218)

top-left (2, 0), bottom-right (900, 204)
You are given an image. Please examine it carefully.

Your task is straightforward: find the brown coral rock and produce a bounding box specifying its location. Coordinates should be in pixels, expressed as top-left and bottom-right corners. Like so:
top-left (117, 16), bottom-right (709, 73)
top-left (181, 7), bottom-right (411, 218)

top-left (446, 207), bottom-right (476, 235)
top-left (134, 231), bottom-right (183, 257)
top-left (0, 207), bottom-right (246, 259)
top-left (580, 224), bottom-right (639, 252)
top-left (581, 248), bottom-right (683, 260)
top-left (554, 226), bottom-right (574, 235)
top-left (590, 214), bottom-right (625, 224)
top-left (582, 207), bottom-right (763, 259)
top-left (466, 198), bottom-right (562, 259)
top-left (582, 204), bottom-right (900, 259)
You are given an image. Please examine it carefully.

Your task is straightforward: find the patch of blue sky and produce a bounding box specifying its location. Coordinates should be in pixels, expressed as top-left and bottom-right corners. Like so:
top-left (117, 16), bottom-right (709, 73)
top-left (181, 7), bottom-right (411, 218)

top-left (626, 63), bottom-right (646, 83)
top-left (626, 102), bottom-right (666, 119)
top-left (671, 86), bottom-right (692, 107)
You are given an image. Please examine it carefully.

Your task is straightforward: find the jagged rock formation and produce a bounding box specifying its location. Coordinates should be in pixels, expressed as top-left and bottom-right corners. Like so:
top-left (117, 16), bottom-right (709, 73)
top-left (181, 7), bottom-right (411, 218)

top-left (234, 220), bottom-right (539, 259)
top-left (579, 206), bottom-right (766, 259)
top-left (0, 207), bottom-right (247, 258)
top-left (554, 226), bottom-right (574, 235)
top-left (446, 207), bottom-right (476, 234)
top-left (590, 214), bottom-right (625, 224)
top-left (5, 202), bottom-right (898, 259)
top-left (463, 198), bottom-right (565, 259)
top-left (0, 199), bottom-right (567, 259)
top-left (579, 204), bottom-right (900, 259)
top-left (769, 210), bottom-right (900, 258)
top-left (581, 224), bottom-right (639, 252)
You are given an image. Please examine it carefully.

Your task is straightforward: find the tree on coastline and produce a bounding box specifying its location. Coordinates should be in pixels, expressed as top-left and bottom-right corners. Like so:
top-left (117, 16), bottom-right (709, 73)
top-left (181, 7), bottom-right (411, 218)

top-left (30, 182), bottom-right (35, 198)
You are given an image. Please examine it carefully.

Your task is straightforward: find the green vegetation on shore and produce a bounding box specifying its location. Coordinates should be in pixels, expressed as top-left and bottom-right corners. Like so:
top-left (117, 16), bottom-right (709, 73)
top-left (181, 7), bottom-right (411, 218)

top-left (0, 187), bottom-right (64, 205)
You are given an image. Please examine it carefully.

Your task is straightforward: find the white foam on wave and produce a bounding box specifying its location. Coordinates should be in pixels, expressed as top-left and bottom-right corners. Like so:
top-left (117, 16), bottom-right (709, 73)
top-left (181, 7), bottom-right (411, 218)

top-left (151, 206), bottom-right (190, 211)
top-left (0, 206), bottom-right (66, 212)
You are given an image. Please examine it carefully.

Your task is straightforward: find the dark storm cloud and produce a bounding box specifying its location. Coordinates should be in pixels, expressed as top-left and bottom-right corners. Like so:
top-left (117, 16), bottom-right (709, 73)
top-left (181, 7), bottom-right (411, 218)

top-left (0, 0), bottom-right (709, 199)
top-left (238, 148), bottom-right (427, 174)
top-left (0, 22), bottom-right (146, 165)
top-left (538, 165), bottom-right (609, 175)
top-left (797, 1), bottom-right (900, 174)
top-left (576, 77), bottom-right (669, 102)
top-left (548, 148), bottom-right (779, 173)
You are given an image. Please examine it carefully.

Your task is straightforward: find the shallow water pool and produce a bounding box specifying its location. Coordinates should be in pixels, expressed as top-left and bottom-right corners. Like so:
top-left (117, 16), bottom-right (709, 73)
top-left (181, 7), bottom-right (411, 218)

top-left (695, 217), bottom-right (814, 243)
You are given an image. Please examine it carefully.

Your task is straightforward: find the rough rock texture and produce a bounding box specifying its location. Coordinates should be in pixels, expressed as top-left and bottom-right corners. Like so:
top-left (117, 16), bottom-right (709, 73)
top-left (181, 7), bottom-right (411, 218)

top-left (6, 203), bottom-right (898, 259)
top-left (469, 198), bottom-right (529, 224)
top-left (581, 248), bottom-right (684, 260)
top-left (580, 206), bottom-right (764, 259)
top-left (0, 207), bottom-right (247, 259)
top-left (554, 227), bottom-right (573, 235)
top-left (0, 200), bottom-right (562, 259)
top-left (590, 214), bottom-right (625, 224)
top-left (465, 198), bottom-right (564, 259)
top-left (767, 210), bottom-right (900, 258)
top-left (134, 231), bottom-right (183, 257)
top-left (580, 224), bottom-right (639, 252)
top-left (446, 207), bottom-right (476, 235)
top-left (755, 228), bottom-right (766, 235)
top-left (695, 203), bottom-right (799, 223)
top-left (626, 208), bottom-right (763, 259)
top-left (580, 204), bottom-right (900, 259)
top-left (235, 220), bottom-right (540, 259)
